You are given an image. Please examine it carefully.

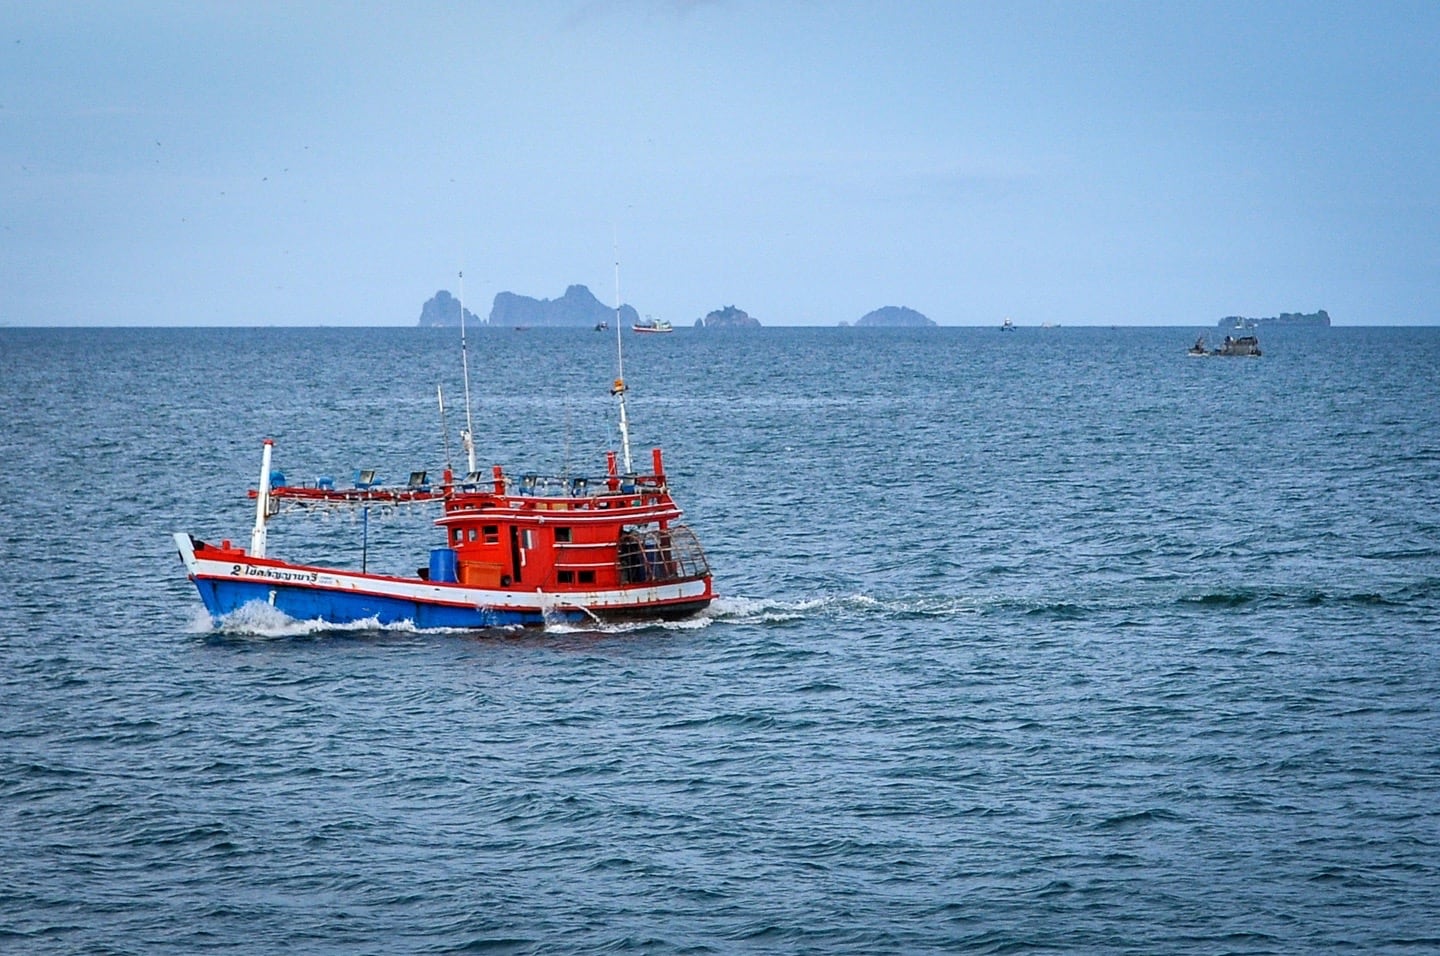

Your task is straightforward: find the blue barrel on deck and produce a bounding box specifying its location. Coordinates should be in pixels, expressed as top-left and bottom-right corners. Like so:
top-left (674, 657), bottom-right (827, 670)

top-left (429, 548), bottom-right (458, 584)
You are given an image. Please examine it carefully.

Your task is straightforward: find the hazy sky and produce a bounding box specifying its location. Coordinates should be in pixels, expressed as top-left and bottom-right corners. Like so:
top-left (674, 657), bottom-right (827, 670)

top-left (4, 1), bottom-right (1437, 326)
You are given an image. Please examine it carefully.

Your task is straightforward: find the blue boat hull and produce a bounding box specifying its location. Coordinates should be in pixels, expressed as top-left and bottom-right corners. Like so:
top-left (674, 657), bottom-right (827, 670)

top-left (193, 577), bottom-right (555, 628)
top-left (175, 533), bottom-right (712, 631)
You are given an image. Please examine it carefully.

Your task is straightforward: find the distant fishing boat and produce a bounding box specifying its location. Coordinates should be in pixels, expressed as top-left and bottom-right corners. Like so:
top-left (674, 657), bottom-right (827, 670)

top-left (1216, 334), bottom-right (1261, 356)
top-left (1001, 317), bottom-right (1015, 331)
top-left (175, 273), bottom-right (713, 629)
top-left (1188, 334), bottom-right (1261, 357)
top-left (632, 316), bottom-right (673, 334)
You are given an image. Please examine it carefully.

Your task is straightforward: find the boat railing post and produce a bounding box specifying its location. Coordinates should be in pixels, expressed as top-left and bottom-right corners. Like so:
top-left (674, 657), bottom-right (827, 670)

top-left (251, 439), bottom-right (274, 558)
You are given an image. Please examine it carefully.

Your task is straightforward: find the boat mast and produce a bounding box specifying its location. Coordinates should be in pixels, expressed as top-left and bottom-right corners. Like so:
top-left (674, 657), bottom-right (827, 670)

top-left (458, 270), bottom-right (478, 475)
top-left (250, 438), bottom-right (273, 558)
top-left (437, 384), bottom-right (452, 472)
top-left (612, 248), bottom-right (634, 474)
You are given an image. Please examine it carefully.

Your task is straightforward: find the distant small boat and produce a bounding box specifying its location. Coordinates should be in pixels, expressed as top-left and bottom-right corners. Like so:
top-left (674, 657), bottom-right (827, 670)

top-left (1001, 317), bottom-right (1015, 331)
top-left (594, 321), bottom-right (609, 331)
top-left (1217, 334), bottom-right (1261, 356)
top-left (1189, 334), bottom-right (1261, 357)
top-left (633, 316), bottom-right (673, 334)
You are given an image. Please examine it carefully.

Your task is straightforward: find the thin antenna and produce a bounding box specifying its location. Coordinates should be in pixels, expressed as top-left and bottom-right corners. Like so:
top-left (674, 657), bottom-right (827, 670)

top-left (437, 384), bottom-right (452, 472)
top-left (612, 242), bottom-right (634, 473)
top-left (560, 404), bottom-right (572, 477)
top-left (458, 270), bottom-right (478, 475)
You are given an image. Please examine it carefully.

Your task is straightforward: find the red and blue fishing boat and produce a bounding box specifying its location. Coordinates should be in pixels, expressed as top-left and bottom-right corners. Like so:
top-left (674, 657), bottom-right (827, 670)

top-left (175, 288), bottom-right (714, 629)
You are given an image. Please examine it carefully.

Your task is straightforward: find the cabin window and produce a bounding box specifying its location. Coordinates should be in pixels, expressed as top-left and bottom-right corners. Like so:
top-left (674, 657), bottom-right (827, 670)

top-left (453, 528), bottom-right (463, 544)
top-left (467, 528), bottom-right (478, 542)
top-left (578, 570), bottom-right (596, 584)
top-left (483, 524), bottom-right (499, 544)
top-left (557, 571), bottom-right (574, 584)
top-left (555, 527), bottom-right (572, 543)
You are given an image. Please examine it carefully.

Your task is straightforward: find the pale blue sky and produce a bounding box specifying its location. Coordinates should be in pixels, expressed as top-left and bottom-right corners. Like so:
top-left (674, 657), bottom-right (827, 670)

top-left (3, 1), bottom-right (1437, 326)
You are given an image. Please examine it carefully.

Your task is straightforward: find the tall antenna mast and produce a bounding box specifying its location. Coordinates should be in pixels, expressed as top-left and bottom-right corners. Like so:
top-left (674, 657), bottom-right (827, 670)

top-left (437, 384), bottom-right (452, 472)
top-left (458, 270), bottom-right (478, 475)
top-left (612, 244), bottom-right (634, 473)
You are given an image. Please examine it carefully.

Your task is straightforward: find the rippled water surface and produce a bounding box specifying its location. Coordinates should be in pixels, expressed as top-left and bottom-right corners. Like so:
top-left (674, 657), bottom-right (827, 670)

top-left (2, 325), bottom-right (1439, 953)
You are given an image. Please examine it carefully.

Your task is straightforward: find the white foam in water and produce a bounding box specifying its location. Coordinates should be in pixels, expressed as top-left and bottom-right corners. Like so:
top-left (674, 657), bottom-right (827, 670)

top-left (535, 594), bottom-right (821, 635)
top-left (704, 591), bottom-right (986, 623)
top-left (704, 594), bottom-right (805, 623)
top-left (211, 601), bottom-right (358, 638)
top-left (202, 600), bottom-right (461, 639)
top-left (183, 606), bottom-right (220, 634)
top-left (665, 594), bottom-right (828, 625)
top-left (540, 611), bottom-right (714, 636)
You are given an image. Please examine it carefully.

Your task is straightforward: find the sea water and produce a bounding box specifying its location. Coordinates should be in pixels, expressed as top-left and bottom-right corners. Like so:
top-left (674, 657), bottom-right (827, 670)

top-left (1, 325), bottom-right (1438, 953)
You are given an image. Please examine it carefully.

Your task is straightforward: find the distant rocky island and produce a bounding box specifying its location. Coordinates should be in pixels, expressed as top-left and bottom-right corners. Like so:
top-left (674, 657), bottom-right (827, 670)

top-left (695, 305), bottom-right (761, 328)
top-left (417, 290), bottom-right (482, 327)
top-left (853, 306), bottom-right (935, 328)
top-left (491, 284), bottom-right (637, 328)
top-left (418, 285), bottom-right (637, 328)
top-left (1220, 309), bottom-right (1330, 330)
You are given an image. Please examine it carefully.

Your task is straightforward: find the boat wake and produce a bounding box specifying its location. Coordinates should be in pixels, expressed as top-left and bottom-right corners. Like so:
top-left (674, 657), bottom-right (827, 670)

top-left (540, 614), bottom-right (713, 637)
top-left (686, 592), bottom-right (988, 625)
top-left (720, 583), bottom-right (1440, 626)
